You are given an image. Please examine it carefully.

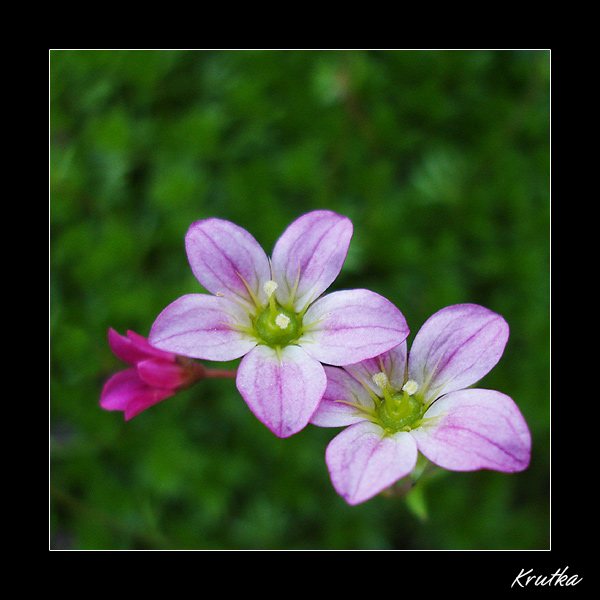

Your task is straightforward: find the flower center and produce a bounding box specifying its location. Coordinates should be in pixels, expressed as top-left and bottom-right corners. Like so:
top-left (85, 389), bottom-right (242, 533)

top-left (372, 374), bottom-right (425, 432)
top-left (254, 280), bottom-right (301, 347)
top-left (377, 392), bottom-right (424, 431)
top-left (255, 305), bottom-right (300, 346)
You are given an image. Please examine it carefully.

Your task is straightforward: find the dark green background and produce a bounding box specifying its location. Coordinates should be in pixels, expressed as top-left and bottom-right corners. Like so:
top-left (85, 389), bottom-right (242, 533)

top-left (50, 49), bottom-right (549, 550)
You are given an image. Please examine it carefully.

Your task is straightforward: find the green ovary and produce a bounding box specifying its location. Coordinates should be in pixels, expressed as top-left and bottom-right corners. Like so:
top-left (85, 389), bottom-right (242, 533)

top-left (376, 392), bottom-right (424, 432)
top-left (255, 305), bottom-right (301, 347)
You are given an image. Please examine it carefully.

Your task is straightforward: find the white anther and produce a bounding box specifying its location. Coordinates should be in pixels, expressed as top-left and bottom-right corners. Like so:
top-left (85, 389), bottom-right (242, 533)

top-left (371, 372), bottom-right (389, 390)
top-left (263, 280), bottom-right (278, 298)
top-left (275, 313), bottom-right (290, 329)
top-left (402, 380), bottom-right (419, 396)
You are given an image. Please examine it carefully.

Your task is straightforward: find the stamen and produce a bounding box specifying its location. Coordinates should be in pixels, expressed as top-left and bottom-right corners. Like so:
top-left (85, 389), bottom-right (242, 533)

top-left (334, 399), bottom-right (378, 419)
top-left (371, 372), bottom-right (389, 390)
top-left (216, 291), bottom-right (256, 315)
top-left (402, 380), bottom-right (419, 396)
top-left (275, 313), bottom-right (290, 329)
top-left (235, 271), bottom-right (261, 310)
top-left (264, 280), bottom-right (279, 318)
top-left (264, 280), bottom-right (278, 298)
top-left (288, 264), bottom-right (302, 307)
top-left (345, 367), bottom-right (381, 406)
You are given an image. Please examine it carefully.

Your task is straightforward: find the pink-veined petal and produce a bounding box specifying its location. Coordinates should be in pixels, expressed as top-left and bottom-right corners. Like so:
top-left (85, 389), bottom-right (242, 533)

top-left (100, 369), bottom-right (173, 420)
top-left (185, 218), bottom-right (271, 308)
top-left (301, 289), bottom-right (409, 366)
top-left (310, 366), bottom-right (374, 427)
top-left (236, 344), bottom-right (327, 438)
top-left (325, 421), bottom-right (418, 505)
top-left (411, 388), bottom-right (531, 473)
top-left (271, 210), bottom-right (353, 311)
top-left (149, 293), bottom-right (256, 361)
top-left (408, 303), bottom-right (509, 404)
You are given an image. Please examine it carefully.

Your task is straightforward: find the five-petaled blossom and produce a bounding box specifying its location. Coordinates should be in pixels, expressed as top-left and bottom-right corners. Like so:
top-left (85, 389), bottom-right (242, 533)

top-left (149, 211), bottom-right (409, 438)
top-left (310, 303), bottom-right (531, 505)
top-left (101, 328), bottom-right (208, 420)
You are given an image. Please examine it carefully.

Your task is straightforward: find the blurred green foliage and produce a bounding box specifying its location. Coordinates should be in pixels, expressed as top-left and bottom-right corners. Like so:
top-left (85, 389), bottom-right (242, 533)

top-left (50, 50), bottom-right (549, 550)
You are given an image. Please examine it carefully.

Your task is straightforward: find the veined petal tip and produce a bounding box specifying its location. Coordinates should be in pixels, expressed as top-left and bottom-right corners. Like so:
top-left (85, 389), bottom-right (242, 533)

top-left (236, 345), bottom-right (327, 439)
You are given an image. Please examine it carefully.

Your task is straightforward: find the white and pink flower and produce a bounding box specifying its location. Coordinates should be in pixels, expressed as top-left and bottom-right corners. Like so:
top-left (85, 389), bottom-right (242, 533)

top-left (149, 211), bottom-right (409, 438)
top-left (311, 303), bottom-right (532, 505)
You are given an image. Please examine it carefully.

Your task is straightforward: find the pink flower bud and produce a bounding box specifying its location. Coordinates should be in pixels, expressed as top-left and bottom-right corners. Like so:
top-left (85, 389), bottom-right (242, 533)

top-left (100, 329), bottom-right (206, 420)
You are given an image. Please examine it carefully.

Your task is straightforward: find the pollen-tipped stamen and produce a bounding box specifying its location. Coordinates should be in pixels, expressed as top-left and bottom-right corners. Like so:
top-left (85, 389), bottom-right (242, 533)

top-left (264, 280), bottom-right (279, 319)
top-left (402, 380), bottom-right (419, 396)
top-left (264, 280), bottom-right (278, 298)
top-left (372, 372), bottom-right (399, 416)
